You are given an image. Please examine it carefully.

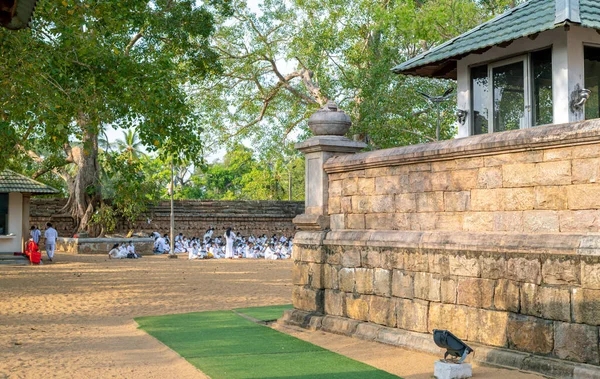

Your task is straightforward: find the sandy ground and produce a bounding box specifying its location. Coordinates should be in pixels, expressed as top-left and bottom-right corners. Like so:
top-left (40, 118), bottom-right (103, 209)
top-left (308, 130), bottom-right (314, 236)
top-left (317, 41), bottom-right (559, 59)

top-left (0, 254), bottom-right (542, 379)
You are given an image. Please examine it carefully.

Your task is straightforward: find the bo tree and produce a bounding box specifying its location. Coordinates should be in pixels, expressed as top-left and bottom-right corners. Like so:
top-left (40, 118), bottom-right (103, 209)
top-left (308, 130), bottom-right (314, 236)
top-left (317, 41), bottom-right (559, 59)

top-left (0, 0), bottom-right (231, 233)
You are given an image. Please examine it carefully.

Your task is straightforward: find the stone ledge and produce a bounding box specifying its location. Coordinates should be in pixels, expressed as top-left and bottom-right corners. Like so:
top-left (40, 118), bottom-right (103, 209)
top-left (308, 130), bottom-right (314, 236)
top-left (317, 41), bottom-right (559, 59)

top-left (279, 309), bottom-right (600, 379)
top-left (324, 119), bottom-right (600, 173)
top-left (322, 230), bottom-right (600, 256)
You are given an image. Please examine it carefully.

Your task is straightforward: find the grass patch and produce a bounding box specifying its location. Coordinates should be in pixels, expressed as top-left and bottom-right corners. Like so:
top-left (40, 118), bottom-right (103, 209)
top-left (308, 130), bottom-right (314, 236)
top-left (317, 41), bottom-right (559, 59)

top-left (234, 304), bottom-right (293, 321)
top-left (136, 310), bottom-right (400, 379)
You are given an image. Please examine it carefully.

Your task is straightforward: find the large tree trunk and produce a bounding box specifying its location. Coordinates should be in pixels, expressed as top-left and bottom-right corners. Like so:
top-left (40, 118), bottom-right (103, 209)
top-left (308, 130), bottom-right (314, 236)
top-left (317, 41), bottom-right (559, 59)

top-left (60, 117), bottom-right (101, 235)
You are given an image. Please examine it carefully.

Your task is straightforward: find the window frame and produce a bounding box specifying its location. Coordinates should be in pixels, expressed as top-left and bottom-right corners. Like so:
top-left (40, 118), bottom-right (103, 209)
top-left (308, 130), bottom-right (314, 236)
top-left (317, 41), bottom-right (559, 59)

top-left (0, 193), bottom-right (8, 236)
top-left (469, 47), bottom-right (554, 135)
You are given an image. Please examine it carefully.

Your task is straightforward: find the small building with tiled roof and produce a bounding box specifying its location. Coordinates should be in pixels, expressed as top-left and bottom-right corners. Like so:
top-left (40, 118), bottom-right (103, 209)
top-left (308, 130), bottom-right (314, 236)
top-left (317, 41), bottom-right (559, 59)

top-left (0, 169), bottom-right (59, 254)
top-left (393, 0), bottom-right (600, 139)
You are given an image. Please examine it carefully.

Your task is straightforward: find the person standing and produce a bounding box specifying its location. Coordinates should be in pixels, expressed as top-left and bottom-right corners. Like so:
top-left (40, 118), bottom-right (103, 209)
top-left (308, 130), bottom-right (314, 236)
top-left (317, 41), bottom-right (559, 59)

top-left (44, 222), bottom-right (58, 262)
top-left (30, 225), bottom-right (41, 244)
top-left (224, 227), bottom-right (236, 259)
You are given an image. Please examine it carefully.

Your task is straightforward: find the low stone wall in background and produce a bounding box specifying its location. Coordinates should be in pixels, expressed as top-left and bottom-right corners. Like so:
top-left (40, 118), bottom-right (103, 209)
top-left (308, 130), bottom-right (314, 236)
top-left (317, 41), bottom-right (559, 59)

top-left (31, 199), bottom-right (304, 238)
top-left (56, 237), bottom-right (154, 255)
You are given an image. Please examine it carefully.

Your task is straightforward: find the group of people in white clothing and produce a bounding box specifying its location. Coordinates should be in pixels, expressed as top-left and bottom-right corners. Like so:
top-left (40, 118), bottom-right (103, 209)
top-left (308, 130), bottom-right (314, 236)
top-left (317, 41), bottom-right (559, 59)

top-left (150, 227), bottom-right (293, 260)
top-left (29, 223), bottom-right (58, 262)
top-left (108, 241), bottom-right (142, 259)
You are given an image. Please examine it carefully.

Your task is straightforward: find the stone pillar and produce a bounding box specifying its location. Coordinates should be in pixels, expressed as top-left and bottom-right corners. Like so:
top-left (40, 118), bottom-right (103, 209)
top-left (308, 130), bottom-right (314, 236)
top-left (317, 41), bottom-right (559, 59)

top-left (293, 101), bottom-right (366, 231)
top-left (291, 102), bottom-right (366, 315)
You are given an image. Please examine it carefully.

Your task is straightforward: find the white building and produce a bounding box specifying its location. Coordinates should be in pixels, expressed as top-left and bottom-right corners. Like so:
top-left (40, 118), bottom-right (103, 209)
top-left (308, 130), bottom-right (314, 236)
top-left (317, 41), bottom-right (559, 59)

top-left (393, 0), bottom-right (600, 137)
top-left (0, 170), bottom-right (59, 254)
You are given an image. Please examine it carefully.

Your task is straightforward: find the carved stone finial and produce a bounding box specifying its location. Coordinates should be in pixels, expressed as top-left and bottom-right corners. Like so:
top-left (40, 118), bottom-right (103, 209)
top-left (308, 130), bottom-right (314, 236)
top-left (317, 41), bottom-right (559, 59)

top-left (308, 100), bottom-right (352, 136)
top-left (456, 109), bottom-right (468, 125)
top-left (570, 84), bottom-right (592, 113)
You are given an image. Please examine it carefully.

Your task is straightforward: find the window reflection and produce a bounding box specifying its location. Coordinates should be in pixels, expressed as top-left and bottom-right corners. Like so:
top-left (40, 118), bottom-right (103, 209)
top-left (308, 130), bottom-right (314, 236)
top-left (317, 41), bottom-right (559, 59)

top-left (585, 46), bottom-right (600, 120)
top-left (532, 49), bottom-right (553, 126)
top-left (471, 65), bottom-right (488, 135)
top-left (493, 61), bottom-right (525, 132)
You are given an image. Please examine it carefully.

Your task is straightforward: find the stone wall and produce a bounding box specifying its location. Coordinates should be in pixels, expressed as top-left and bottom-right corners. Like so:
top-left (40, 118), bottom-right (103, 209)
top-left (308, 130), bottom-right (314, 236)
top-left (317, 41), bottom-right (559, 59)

top-left (288, 120), bottom-right (600, 378)
top-left (56, 237), bottom-right (154, 255)
top-left (31, 199), bottom-right (304, 238)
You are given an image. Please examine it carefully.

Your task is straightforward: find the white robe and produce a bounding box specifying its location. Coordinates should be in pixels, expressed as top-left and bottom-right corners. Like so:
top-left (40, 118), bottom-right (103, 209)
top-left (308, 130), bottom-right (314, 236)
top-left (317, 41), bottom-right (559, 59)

top-left (264, 247), bottom-right (278, 260)
top-left (224, 232), bottom-right (236, 258)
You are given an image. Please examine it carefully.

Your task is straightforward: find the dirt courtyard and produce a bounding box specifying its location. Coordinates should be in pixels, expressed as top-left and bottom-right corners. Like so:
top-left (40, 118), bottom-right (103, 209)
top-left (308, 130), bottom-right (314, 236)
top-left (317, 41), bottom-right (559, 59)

top-left (0, 254), bottom-right (541, 379)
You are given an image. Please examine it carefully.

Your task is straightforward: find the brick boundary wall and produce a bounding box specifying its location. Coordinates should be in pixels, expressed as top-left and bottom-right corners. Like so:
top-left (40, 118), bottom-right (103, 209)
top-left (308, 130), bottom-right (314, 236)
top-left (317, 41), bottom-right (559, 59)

top-left (30, 199), bottom-right (304, 238)
top-left (287, 120), bottom-right (600, 379)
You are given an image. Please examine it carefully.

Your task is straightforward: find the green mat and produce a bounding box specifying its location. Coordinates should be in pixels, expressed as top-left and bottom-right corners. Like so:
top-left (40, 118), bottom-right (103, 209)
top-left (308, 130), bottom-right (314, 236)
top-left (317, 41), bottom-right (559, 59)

top-left (234, 304), bottom-right (294, 321)
top-left (136, 310), bottom-right (400, 379)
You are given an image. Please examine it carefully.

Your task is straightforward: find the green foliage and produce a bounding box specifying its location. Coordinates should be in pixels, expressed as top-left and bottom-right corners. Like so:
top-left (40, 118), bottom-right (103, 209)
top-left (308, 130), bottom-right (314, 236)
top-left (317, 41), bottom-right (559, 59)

top-left (90, 204), bottom-right (118, 235)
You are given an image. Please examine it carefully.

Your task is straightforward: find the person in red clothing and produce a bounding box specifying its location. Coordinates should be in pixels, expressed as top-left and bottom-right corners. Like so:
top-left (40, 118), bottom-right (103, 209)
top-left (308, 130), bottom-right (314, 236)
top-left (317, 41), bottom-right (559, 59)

top-left (25, 237), bottom-right (41, 265)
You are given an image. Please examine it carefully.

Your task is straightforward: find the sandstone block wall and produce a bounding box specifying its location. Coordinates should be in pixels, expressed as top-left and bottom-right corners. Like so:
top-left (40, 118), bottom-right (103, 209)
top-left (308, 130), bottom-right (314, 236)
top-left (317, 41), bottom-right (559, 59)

top-left (291, 121), bottom-right (600, 376)
top-left (31, 199), bottom-right (304, 237)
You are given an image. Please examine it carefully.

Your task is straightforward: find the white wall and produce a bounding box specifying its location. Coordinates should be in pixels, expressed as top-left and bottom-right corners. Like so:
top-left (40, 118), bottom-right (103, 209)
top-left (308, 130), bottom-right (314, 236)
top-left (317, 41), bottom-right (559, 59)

top-left (456, 26), bottom-right (600, 137)
top-left (0, 193), bottom-right (23, 253)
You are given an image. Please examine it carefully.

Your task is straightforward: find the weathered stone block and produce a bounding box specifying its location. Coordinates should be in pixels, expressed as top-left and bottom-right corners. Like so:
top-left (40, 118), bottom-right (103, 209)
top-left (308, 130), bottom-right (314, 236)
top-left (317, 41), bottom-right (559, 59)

top-left (457, 278), bottom-right (494, 308)
top-left (444, 191), bottom-right (471, 212)
top-left (544, 147), bottom-right (573, 161)
top-left (572, 158), bottom-right (600, 184)
top-left (341, 249), bottom-right (361, 268)
top-left (494, 279), bottom-right (520, 313)
top-left (414, 272), bottom-right (441, 302)
top-left (536, 161), bottom-right (572, 186)
top-left (307, 263), bottom-right (324, 289)
top-left (463, 212), bottom-right (495, 232)
top-left (329, 179), bottom-right (343, 197)
top-left (567, 184), bottom-right (600, 210)
top-left (523, 210), bottom-right (560, 233)
top-left (342, 178), bottom-right (358, 196)
top-left (375, 175), bottom-right (406, 195)
top-left (396, 298), bottom-right (429, 333)
top-left (373, 268), bottom-right (391, 297)
top-left (341, 196), bottom-right (352, 213)
top-left (435, 213), bottom-right (465, 231)
top-left (368, 295), bottom-right (396, 327)
top-left (408, 171), bottom-right (432, 193)
top-left (395, 193), bottom-right (416, 213)
top-left (357, 177), bottom-right (375, 195)
top-left (441, 277), bottom-right (457, 304)
top-left (428, 303), bottom-right (468, 340)
top-left (456, 157), bottom-right (484, 169)
top-left (503, 163), bottom-right (537, 187)
top-left (351, 196), bottom-right (371, 214)
top-left (409, 213), bottom-right (437, 231)
top-left (355, 268), bottom-right (374, 294)
top-left (292, 262), bottom-right (308, 285)
top-left (321, 315), bottom-right (360, 336)
top-left (493, 211), bottom-right (524, 232)
top-left (471, 188), bottom-right (503, 211)
top-left (370, 195), bottom-right (395, 213)
top-left (292, 286), bottom-right (323, 312)
top-left (535, 186), bottom-right (568, 210)
top-left (542, 257), bottom-right (580, 285)
top-left (507, 314), bottom-right (554, 354)
top-left (582, 261), bottom-right (600, 290)
top-left (326, 247), bottom-right (342, 265)
top-left (365, 213), bottom-right (400, 230)
top-left (559, 210), bottom-right (600, 233)
top-left (346, 214), bottom-right (365, 229)
top-left (521, 284), bottom-right (571, 322)
top-left (428, 252), bottom-right (450, 275)
top-left (449, 169), bottom-right (478, 191)
top-left (330, 214), bottom-right (345, 230)
top-left (477, 167), bottom-right (503, 189)
top-left (328, 196), bottom-right (341, 214)
top-left (416, 192), bottom-right (444, 212)
top-left (361, 249), bottom-right (380, 268)
top-left (303, 247), bottom-right (325, 263)
top-left (503, 187), bottom-right (535, 211)
top-left (338, 268), bottom-right (355, 293)
top-left (449, 254), bottom-right (480, 278)
top-left (404, 251), bottom-right (429, 272)
top-left (467, 308), bottom-right (509, 347)
top-left (323, 264), bottom-right (339, 290)
top-left (573, 288), bottom-right (600, 325)
top-left (481, 254), bottom-right (506, 279)
top-left (392, 270), bottom-right (414, 299)
top-left (484, 151), bottom-right (543, 167)
top-left (554, 322), bottom-right (600, 364)
top-left (507, 256), bottom-right (541, 284)
top-left (430, 171), bottom-right (450, 191)
top-left (324, 289), bottom-right (345, 316)
top-left (345, 293), bottom-right (369, 321)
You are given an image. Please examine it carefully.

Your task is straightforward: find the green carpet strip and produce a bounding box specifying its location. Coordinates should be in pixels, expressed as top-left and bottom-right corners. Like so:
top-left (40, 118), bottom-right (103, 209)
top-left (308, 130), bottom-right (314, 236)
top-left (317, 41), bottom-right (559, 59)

top-left (233, 304), bottom-right (294, 322)
top-left (136, 309), bottom-right (400, 379)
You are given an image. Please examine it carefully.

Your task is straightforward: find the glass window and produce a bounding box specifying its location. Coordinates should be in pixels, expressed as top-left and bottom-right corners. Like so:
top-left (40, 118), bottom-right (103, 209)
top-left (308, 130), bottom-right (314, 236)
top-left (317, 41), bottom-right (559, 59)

top-left (492, 60), bottom-right (527, 132)
top-left (531, 49), bottom-right (553, 126)
top-left (471, 65), bottom-right (489, 135)
top-left (585, 46), bottom-right (600, 120)
top-left (0, 193), bottom-right (7, 235)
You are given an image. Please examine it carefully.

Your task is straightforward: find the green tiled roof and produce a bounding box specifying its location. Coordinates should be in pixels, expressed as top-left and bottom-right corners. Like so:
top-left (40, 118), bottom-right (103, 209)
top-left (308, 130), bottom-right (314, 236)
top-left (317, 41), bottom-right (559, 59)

top-left (0, 170), bottom-right (59, 194)
top-left (392, 0), bottom-right (600, 78)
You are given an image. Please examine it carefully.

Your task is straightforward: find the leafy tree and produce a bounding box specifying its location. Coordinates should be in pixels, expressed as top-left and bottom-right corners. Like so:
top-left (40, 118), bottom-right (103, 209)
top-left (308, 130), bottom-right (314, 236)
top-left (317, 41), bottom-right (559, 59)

top-left (0, 0), bottom-right (231, 234)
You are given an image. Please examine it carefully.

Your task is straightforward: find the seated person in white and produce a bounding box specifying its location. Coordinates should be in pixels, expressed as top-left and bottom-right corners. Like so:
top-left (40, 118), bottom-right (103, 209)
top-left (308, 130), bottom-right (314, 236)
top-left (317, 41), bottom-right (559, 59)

top-left (188, 243), bottom-right (200, 260)
top-left (109, 243), bottom-right (127, 259)
top-left (154, 236), bottom-right (167, 254)
top-left (264, 244), bottom-right (278, 260)
top-left (174, 240), bottom-right (186, 254)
